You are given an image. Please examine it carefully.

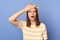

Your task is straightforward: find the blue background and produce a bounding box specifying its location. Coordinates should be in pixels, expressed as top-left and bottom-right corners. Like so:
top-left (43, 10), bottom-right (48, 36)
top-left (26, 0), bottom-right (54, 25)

top-left (0, 0), bottom-right (60, 40)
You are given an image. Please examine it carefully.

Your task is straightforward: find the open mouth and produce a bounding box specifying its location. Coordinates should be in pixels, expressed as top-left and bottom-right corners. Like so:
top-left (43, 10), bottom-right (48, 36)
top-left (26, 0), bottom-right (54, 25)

top-left (31, 16), bottom-right (34, 18)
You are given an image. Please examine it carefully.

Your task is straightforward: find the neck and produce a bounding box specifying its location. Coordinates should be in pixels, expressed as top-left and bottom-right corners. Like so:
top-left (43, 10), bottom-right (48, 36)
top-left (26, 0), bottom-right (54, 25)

top-left (30, 20), bottom-right (36, 25)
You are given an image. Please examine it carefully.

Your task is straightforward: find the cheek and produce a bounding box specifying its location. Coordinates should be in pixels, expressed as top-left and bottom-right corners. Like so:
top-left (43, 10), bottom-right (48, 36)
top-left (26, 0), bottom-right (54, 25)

top-left (33, 13), bottom-right (36, 17)
top-left (34, 13), bottom-right (36, 16)
top-left (28, 13), bottom-right (31, 18)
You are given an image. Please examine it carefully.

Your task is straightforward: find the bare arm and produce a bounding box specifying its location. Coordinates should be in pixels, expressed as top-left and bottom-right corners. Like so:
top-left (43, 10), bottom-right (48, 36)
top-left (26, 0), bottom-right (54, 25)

top-left (8, 9), bottom-right (26, 27)
top-left (8, 4), bottom-right (37, 27)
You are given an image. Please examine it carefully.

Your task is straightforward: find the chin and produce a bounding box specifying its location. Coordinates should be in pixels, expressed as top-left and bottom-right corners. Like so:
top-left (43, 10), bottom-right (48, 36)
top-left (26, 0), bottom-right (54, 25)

top-left (30, 19), bottom-right (35, 21)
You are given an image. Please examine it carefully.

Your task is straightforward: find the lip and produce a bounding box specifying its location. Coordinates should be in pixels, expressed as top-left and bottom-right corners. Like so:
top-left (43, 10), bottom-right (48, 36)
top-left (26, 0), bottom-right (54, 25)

top-left (31, 16), bottom-right (34, 18)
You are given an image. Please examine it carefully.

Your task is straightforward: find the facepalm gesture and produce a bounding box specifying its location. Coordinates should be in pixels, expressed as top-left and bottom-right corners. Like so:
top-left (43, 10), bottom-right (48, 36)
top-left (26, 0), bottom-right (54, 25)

top-left (24, 4), bottom-right (38, 11)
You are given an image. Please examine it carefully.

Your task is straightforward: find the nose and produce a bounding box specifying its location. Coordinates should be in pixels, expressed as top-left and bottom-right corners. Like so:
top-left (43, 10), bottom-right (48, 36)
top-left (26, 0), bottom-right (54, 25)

top-left (31, 11), bottom-right (34, 15)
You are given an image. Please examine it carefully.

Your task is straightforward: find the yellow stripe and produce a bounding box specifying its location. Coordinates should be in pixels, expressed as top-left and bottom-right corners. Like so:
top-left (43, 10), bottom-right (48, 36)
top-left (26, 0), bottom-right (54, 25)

top-left (22, 26), bottom-right (42, 33)
top-left (24, 38), bottom-right (33, 40)
top-left (23, 30), bottom-right (42, 36)
top-left (23, 32), bottom-right (42, 37)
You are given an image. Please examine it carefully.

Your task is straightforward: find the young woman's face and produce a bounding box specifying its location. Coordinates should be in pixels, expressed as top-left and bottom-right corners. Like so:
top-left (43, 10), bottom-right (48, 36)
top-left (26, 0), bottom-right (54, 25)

top-left (28, 8), bottom-right (36, 21)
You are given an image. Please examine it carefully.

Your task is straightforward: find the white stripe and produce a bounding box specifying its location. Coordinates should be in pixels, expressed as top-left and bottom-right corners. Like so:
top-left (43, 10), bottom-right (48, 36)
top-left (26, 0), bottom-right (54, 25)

top-left (24, 35), bottom-right (43, 40)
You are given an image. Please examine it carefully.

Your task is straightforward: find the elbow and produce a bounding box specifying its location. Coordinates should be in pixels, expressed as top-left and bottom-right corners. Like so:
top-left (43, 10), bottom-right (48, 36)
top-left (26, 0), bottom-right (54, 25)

top-left (8, 17), bottom-right (14, 22)
top-left (8, 18), bottom-right (12, 22)
top-left (8, 17), bottom-right (16, 22)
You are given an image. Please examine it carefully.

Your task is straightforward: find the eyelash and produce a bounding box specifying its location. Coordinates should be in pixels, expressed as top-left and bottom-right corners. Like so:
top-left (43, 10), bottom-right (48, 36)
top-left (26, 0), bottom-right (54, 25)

top-left (28, 11), bottom-right (36, 13)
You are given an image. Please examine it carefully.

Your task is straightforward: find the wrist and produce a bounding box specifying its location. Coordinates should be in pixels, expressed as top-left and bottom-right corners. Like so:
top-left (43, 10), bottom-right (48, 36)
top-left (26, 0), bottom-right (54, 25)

top-left (20, 9), bottom-right (26, 13)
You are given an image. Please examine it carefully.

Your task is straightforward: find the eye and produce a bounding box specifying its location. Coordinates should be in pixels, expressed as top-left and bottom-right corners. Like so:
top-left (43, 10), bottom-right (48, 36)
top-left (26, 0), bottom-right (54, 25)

top-left (28, 11), bottom-right (31, 13)
top-left (33, 11), bottom-right (36, 13)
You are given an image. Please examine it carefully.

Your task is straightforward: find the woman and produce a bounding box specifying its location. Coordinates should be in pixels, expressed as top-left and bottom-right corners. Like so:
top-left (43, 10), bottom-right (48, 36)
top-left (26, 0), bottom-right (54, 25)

top-left (8, 4), bottom-right (48, 40)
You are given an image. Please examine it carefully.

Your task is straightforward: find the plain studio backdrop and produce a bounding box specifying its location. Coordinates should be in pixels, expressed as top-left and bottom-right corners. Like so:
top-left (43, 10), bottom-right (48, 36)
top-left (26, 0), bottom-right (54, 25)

top-left (0, 0), bottom-right (60, 40)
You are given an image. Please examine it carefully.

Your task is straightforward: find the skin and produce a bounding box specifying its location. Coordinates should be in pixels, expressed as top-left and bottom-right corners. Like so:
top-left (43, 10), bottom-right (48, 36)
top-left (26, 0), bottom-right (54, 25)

top-left (8, 4), bottom-right (47, 40)
top-left (28, 8), bottom-right (37, 25)
top-left (8, 4), bottom-right (37, 27)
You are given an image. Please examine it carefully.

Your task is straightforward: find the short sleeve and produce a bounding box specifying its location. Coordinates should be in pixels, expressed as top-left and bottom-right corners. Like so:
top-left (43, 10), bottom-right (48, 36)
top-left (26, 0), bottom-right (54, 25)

top-left (42, 23), bottom-right (48, 40)
top-left (18, 20), bottom-right (26, 29)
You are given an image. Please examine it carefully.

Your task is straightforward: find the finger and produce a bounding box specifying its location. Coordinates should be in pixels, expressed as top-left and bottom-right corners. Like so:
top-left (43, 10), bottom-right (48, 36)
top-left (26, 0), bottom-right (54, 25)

top-left (33, 5), bottom-right (38, 9)
top-left (31, 4), bottom-right (38, 9)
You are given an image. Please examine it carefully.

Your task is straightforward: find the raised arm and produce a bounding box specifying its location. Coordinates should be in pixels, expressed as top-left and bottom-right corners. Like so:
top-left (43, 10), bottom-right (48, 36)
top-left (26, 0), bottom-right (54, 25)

top-left (8, 4), bottom-right (37, 27)
top-left (8, 9), bottom-right (26, 27)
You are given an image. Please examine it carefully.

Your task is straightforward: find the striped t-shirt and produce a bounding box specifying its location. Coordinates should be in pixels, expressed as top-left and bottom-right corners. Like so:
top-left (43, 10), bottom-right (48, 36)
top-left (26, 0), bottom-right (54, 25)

top-left (18, 20), bottom-right (48, 40)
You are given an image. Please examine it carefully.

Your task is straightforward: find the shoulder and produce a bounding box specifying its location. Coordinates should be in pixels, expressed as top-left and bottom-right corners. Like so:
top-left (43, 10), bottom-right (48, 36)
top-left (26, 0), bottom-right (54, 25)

top-left (18, 20), bottom-right (26, 29)
top-left (19, 20), bottom-right (26, 24)
top-left (39, 22), bottom-right (46, 28)
top-left (19, 20), bottom-right (26, 26)
top-left (40, 22), bottom-right (46, 26)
